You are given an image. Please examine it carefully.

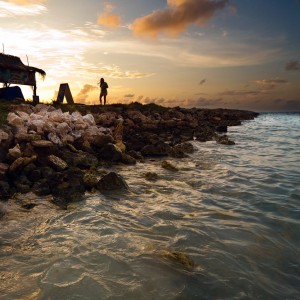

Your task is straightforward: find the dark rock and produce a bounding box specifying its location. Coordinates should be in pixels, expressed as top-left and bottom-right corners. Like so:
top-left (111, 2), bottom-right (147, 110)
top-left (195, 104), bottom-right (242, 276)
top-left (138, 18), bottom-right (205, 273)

top-left (83, 169), bottom-right (99, 190)
top-left (0, 163), bottom-right (9, 180)
top-left (96, 171), bottom-right (128, 191)
top-left (48, 168), bottom-right (85, 207)
top-left (32, 179), bottom-right (51, 196)
top-left (215, 135), bottom-right (235, 145)
top-left (215, 125), bottom-right (228, 133)
top-left (92, 134), bottom-right (114, 148)
top-left (59, 149), bottom-right (98, 169)
top-left (145, 172), bottom-right (158, 181)
top-left (23, 163), bottom-right (37, 176)
top-left (97, 143), bottom-right (122, 162)
top-left (141, 142), bottom-right (172, 157)
top-left (173, 142), bottom-right (194, 154)
top-left (8, 156), bottom-right (37, 176)
top-left (14, 175), bottom-right (32, 194)
top-left (127, 150), bottom-right (144, 160)
top-left (28, 169), bottom-right (42, 182)
top-left (40, 167), bottom-right (55, 179)
top-left (121, 153), bottom-right (136, 165)
top-left (162, 160), bottom-right (179, 172)
top-left (0, 181), bottom-right (10, 200)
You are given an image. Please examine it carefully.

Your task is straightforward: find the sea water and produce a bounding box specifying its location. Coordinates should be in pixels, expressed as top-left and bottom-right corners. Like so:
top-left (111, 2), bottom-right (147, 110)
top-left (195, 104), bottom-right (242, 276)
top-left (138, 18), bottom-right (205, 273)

top-left (0, 113), bottom-right (299, 300)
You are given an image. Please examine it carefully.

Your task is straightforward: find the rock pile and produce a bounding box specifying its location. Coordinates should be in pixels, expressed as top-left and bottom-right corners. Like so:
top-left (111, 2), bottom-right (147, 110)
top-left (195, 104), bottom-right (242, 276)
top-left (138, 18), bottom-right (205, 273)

top-left (0, 102), bottom-right (258, 208)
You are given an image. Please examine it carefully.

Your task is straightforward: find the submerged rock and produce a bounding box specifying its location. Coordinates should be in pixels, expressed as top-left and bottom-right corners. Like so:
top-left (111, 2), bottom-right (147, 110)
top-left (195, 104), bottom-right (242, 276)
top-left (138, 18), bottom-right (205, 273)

top-left (96, 171), bottom-right (129, 191)
top-left (161, 160), bottom-right (179, 172)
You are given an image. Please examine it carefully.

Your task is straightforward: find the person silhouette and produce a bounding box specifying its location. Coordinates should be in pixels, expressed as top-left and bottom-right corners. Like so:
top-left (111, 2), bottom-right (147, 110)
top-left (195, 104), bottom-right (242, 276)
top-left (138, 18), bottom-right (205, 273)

top-left (99, 78), bottom-right (108, 105)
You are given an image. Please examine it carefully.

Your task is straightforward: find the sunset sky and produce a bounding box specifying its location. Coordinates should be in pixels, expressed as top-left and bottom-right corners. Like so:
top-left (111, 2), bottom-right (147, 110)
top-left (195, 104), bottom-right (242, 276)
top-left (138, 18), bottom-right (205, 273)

top-left (1, 0), bottom-right (300, 111)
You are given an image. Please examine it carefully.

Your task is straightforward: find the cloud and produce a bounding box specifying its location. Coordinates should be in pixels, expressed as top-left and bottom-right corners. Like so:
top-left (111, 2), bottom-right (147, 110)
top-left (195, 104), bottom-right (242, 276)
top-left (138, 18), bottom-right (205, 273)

top-left (8, 0), bottom-right (45, 5)
top-left (285, 60), bottom-right (300, 71)
top-left (219, 90), bottom-right (261, 96)
top-left (131, 0), bottom-right (229, 37)
top-left (124, 94), bottom-right (135, 98)
top-left (97, 3), bottom-right (121, 29)
top-left (76, 84), bottom-right (98, 102)
top-left (199, 78), bottom-right (206, 85)
top-left (0, 0), bottom-right (46, 16)
top-left (255, 79), bottom-right (288, 91)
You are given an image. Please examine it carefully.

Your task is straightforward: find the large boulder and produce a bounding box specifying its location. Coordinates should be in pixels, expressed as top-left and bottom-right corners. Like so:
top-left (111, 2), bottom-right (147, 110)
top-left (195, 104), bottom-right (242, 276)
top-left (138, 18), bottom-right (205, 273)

top-left (96, 172), bottom-right (128, 191)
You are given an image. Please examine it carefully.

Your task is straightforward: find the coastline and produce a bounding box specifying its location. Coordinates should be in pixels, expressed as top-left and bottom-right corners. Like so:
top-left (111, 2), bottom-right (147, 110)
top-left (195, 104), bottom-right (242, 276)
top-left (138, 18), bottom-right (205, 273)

top-left (0, 100), bottom-right (258, 210)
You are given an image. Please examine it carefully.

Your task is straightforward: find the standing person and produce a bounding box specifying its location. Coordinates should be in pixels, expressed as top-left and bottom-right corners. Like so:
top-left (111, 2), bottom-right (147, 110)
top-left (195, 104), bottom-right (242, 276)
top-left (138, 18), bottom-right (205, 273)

top-left (99, 77), bottom-right (108, 105)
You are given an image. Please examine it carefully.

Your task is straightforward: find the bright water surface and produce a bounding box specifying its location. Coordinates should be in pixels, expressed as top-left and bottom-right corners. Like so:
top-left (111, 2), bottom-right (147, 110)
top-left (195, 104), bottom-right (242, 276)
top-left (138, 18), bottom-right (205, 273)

top-left (1, 113), bottom-right (300, 300)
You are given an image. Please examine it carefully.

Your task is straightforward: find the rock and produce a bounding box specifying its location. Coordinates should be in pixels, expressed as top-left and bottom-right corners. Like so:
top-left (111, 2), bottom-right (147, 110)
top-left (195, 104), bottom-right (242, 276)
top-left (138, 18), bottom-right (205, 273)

top-left (91, 134), bottom-right (114, 148)
top-left (0, 129), bottom-right (9, 142)
top-left (9, 156), bottom-right (37, 175)
top-left (215, 125), bottom-right (228, 133)
top-left (13, 175), bottom-right (32, 194)
top-left (145, 172), bottom-right (158, 181)
top-left (97, 143), bottom-right (123, 162)
top-left (96, 172), bottom-right (128, 191)
top-left (173, 142), bottom-right (194, 154)
top-left (215, 135), bottom-right (235, 145)
top-left (7, 144), bottom-right (22, 161)
top-left (59, 149), bottom-right (98, 169)
top-left (83, 169), bottom-right (99, 190)
top-left (141, 142), bottom-right (172, 157)
top-left (47, 155), bottom-right (68, 171)
top-left (0, 181), bottom-right (10, 200)
top-left (161, 160), bottom-right (179, 172)
top-left (28, 169), bottom-right (42, 182)
top-left (127, 150), bottom-right (144, 161)
top-left (23, 143), bottom-right (37, 157)
top-left (31, 140), bottom-right (54, 148)
top-left (40, 167), bottom-right (55, 178)
top-left (32, 179), bottom-right (51, 196)
top-left (48, 168), bottom-right (85, 207)
top-left (15, 133), bottom-right (42, 143)
top-left (0, 163), bottom-right (9, 180)
top-left (159, 249), bottom-right (194, 269)
top-left (121, 153), bottom-right (136, 165)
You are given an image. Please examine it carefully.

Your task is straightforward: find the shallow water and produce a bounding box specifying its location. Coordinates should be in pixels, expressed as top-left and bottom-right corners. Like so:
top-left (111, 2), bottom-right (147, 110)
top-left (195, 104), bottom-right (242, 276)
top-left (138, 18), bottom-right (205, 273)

top-left (1, 113), bottom-right (300, 300)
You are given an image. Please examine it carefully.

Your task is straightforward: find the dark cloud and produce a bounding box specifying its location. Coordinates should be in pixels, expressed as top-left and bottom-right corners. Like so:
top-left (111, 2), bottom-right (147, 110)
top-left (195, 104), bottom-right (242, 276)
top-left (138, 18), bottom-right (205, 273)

top-left (270, 99), bottom-right (300, 111)
top-left (199, 79), bottom-right (206, 85)
top-left (255, 79), bottom-right (288, 91)
top-left (132, 0), bottom-right (229, 37)
top-left (219, 90), bottom-right (260, 96)
top-left (124, 94), bottom-right (135, 98)
top-left (76, 84), bottom-right (97, 102)
top-left (285, 60), bottom-right (300, 71)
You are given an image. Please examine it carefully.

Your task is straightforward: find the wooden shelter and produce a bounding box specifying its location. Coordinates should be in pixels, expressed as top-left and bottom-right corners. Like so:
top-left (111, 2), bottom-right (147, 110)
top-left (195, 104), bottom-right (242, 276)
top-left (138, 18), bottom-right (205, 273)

top-left (0, 53), bottom-right (46, 102)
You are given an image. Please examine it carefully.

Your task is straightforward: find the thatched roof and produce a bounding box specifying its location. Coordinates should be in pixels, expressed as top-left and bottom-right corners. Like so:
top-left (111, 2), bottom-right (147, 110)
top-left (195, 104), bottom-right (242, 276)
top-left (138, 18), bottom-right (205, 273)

top-left (0, 53), bottom-right (46, 78)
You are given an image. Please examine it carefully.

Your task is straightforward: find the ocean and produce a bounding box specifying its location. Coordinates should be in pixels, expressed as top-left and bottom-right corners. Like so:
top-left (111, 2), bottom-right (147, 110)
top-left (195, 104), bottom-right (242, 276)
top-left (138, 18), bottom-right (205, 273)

top-left (1, 112), bottom-right (299, 300)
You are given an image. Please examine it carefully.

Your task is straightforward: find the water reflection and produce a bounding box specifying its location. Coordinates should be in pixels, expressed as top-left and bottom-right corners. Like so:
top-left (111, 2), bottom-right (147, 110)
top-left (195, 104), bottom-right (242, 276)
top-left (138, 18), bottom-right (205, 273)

top-left (1, 113), bottom-right (300, 299)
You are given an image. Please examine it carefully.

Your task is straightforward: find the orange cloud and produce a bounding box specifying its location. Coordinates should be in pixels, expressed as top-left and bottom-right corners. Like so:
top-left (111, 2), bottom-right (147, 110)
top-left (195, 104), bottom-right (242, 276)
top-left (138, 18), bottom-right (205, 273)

top-left (131, 0), bottom-right (229, 37)
top-left (8, 0), bottom-right (46, 5)
top-left (97, 3), bottom-right (121, 29)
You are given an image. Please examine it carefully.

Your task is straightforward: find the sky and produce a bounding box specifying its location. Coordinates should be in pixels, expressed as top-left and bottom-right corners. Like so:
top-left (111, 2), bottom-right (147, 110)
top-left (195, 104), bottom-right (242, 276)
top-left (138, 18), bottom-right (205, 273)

top-left (0, 0), bottom-right (300, 112)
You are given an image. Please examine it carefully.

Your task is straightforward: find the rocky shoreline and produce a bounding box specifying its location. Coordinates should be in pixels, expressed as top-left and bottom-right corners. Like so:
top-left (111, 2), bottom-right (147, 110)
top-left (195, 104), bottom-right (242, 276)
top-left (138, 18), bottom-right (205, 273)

top-left (0, 101), bottom-right (258, 210)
